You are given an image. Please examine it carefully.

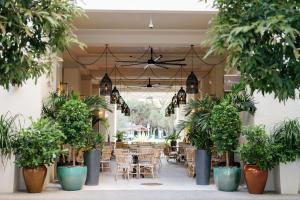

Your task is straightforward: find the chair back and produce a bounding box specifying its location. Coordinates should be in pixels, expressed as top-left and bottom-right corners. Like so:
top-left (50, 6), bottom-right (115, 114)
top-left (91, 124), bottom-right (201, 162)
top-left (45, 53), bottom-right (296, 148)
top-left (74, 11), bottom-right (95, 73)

top-left (186, 148), bottom-right (195, 162)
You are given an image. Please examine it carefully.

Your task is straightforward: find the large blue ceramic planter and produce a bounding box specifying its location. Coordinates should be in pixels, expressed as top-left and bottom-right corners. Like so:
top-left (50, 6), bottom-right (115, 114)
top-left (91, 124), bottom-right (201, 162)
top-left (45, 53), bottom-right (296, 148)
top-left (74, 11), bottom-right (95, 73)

top-left (214, 167), bottom-right (241, 192)
top-left (57, 166), bottom-right (87, 191)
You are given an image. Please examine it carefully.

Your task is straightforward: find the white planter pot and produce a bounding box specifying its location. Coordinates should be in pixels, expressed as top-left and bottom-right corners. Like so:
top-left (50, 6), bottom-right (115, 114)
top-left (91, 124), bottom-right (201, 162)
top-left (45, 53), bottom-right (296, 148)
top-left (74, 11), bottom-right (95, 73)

top-left (274, 161), bottom-right (300, 194)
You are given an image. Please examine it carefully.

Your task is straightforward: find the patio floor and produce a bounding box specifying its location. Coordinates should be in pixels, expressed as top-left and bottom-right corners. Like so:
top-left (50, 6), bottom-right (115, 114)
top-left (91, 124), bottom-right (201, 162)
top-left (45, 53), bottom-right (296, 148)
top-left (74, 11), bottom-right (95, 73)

top-left (0, 158), bottom-right (299, 200)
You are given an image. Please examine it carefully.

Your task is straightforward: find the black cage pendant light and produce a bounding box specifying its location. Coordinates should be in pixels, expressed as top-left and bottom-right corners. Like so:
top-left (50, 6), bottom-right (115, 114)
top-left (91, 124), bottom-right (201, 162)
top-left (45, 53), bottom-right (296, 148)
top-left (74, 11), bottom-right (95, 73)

top-left (186, 46), bottom-right (199, 94)
top-left (177, 65), bottom-right (187, 104)
top-left (165, 108), bottom-right (171, 117)
top-left (121, 102), bottom-right (128, 114)
top-left (168, 103), bottom-right (175, 114)
top-left (117, 96), bottom-right (124, 110)
top-left (172, 93), bottom-right (179, 108)
top-left (100, 45), bottom-right (112, 96)
top-left (125, 107), bottom-right (130, 116)
top-left (110, 65), bottom-right (120, 104)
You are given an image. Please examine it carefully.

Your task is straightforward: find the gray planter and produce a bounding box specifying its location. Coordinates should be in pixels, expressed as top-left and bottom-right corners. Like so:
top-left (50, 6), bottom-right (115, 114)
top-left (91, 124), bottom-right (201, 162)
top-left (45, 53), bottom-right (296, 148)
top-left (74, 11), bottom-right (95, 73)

top-left (84, 149), bottom-right (100, 185)
top-left (195, 149), bottom-right (211, 185)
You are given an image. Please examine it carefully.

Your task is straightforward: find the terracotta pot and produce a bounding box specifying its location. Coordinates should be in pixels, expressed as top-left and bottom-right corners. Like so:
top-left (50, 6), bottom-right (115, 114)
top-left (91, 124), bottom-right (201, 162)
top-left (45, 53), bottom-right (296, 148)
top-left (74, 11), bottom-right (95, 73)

top-left (244, 164), bottom-right (268, 194)
top-left (23, 165), bottom-right (47, 193)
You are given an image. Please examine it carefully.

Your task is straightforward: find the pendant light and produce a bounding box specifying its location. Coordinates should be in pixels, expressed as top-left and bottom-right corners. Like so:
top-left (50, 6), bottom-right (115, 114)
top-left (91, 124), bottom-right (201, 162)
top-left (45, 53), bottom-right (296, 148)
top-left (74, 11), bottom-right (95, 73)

top-left (172, 94), bottom-right (179, 108)
top-left (124, 107), bottom-right (130, 116)
top-left (186, 45), bottom-right (199, 94)
top-left (110, 65), bottom-right (120, 104)
top-left (117, 96), bottom-right (124, 110)
top-left (100, 45), bottom-right (112, 96)
top-left (121, 102), bottom-right (128, 114)
top-left (177, 65), bottom-right (187, 104)
top-left (168, 103), bottom-right (175, 115)
top-left (165, 108), bottom-right (171, 117)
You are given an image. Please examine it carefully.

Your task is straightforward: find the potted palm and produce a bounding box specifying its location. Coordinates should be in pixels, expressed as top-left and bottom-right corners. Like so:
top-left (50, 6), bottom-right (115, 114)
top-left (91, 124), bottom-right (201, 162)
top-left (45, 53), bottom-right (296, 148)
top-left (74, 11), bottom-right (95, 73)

top-left (271, 119), bottom-right (300, 194)
top-left (179, 95), bottom-right (216, 185)
top-left (57, 99), bottom-right (92, 191)
top-left (238, 125), bottom-right (274, 194)
top-left (165, 131), bottom-right (180, 151)
top-left (83, 132), bottom-right (104, 185)
top-left (12, 118), bottom-right (64, 193)
top-left (210, 100), bottom-right (241, 191)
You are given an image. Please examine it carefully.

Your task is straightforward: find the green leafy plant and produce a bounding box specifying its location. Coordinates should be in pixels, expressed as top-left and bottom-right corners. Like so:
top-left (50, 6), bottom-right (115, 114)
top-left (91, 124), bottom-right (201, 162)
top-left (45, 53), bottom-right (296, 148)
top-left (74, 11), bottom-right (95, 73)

top-left (211, 101), bottom-right (241, 167)
top-left (204, 0), bottom-right (300, 101)
top-left (225, 83), bottom-right (256, 115)
top-left (116, 131), bottom-right (125, 142)
top-left (83, 132), bottom-right (104, 152)
top-left (57, 99), bottom-right (92, 166)
top-left (0, 113), bottom-right (18, 166)
top-left (271, 119), bottom-right (300, 164)
top-left (179, 95), bottom-right (217, 150)
top-left (238, 125), bottom-right (275, 171)
top-left (12, 118), bottom-right (65, 168)
top-left (0, 0), bottom-right (84, 88)
top-left (165, 131), bottom-right (181, 143)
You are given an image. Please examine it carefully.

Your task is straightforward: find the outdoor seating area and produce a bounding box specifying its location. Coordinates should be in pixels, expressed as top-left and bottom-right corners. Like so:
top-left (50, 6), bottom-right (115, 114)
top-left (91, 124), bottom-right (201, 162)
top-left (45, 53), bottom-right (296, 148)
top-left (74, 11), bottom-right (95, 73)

top-left (0, 1), bottom-right (300, 200)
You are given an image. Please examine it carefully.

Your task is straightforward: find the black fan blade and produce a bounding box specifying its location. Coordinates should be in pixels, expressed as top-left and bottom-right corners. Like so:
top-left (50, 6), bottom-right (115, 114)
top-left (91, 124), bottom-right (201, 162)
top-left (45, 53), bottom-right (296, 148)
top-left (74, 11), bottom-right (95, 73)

top-left (121, 63), bottom-right (144, 67)
top-left (117, 60), bottom-right (147, 63)
top-left (157, 62), bottom-right (186, 66)
top-left (161, 58), bottom-right (185, 62)
top-left (155, 64), bottom-right (169, 69)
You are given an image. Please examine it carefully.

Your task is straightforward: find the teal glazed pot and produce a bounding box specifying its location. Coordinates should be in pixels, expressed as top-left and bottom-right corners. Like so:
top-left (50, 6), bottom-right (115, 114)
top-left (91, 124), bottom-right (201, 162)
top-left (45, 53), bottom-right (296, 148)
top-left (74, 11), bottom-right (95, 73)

top-left (213, 167), bottom-right (220, 186)
top-left (57, 166), bottom-right (87, 191)
top-left (216, 167), bottom-right (241, 192)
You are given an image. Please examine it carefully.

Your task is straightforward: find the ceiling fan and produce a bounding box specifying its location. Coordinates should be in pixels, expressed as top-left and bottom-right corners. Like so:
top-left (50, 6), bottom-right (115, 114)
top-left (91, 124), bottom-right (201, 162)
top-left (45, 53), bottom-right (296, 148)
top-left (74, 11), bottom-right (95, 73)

top-left (117, 47), bottom-right (186, 69)
top-left (127, 78), bottom-right (171, 89)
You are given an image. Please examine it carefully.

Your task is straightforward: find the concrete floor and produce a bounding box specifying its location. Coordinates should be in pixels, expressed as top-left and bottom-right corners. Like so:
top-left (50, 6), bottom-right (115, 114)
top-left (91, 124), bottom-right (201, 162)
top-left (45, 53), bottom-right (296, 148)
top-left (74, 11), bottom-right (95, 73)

top-left (0, 158), bottom-right (299, 200)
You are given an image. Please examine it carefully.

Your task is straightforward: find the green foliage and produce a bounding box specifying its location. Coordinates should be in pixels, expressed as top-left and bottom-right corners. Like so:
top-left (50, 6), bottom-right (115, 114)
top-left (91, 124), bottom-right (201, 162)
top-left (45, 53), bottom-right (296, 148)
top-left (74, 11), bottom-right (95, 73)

top-left (0, 113), bottom-right (18, 166)
top-left (179, 95), bottom-right (217, 150)
top-left (0, 0), bottom-right (84, 88)
top-left (84, 132), bottom-right (104, 151)
top-left (225, 83), bottom-right (257, 114)
top-left (211, 101), bottom-right (241, 166)
top-left (238, 125), bottom-right (275, 171)
top-left (271, 119), bottom-right (300, 163)
top-left (116, 131), bottom-right (125, 142)
top-left (204, 0), bottom-right (300, 101)
top-left (57, 99), bottom-right (92, 148)
top-left (12, 118), bottom-right (65, 168)
top-left (165, 131), bottom-right (180, 143)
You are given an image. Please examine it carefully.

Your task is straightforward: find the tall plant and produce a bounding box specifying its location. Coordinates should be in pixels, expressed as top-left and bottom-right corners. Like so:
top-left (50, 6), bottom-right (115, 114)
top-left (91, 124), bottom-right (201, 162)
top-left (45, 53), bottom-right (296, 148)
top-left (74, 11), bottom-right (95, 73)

top-left (179, 95), bottom-right (217, 150)
top-left (57, 99), bottom-right (92, 166)
top-left (204, 0), bottom-right (300, 101)
top-left (271, 119), bottom-right (300, 164)
top-left (0, 113), bottom-right (17, 166)
top-left (211, 101), bottom-right (241, 167)
top-left (0, 0), bottom-right (84, 88)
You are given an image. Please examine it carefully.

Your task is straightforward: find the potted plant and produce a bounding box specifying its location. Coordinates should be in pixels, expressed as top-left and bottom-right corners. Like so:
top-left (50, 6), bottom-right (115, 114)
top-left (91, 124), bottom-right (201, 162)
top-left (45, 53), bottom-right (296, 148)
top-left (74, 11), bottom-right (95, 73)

top-left (12, 118), bottom-right (65, 193)
top-left (210, 100), bottom-right (241, 192)
top-left (271, 119), bottom-right (300, 194)
top-left (179, 95), bottom-right (216, 185)
top-left (115, 131), bottom-right (125, 148)
top-left (238, 125), bottom-right (274, 194)
top-left (83, 132), bottom-right (104, 185)
top-left (0, 113), bottom-right (17, 166)
top-left (57, 99), bottom-right (92, 191)
top-left (165, 131), bottom-right (180, 150)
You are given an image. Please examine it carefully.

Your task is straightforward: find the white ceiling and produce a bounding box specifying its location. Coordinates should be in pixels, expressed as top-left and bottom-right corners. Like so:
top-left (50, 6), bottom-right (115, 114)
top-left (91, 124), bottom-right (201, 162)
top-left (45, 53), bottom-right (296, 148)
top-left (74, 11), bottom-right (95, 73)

top-left (74, 11), bottom-right (216, 30)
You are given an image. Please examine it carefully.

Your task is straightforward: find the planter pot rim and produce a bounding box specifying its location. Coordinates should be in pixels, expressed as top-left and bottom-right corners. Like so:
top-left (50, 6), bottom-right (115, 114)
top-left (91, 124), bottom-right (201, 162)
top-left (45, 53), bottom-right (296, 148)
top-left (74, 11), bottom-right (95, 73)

top-left (214, 166), bottom-right (240, 169)
top-left (58, 165), bottom-right (87, 169)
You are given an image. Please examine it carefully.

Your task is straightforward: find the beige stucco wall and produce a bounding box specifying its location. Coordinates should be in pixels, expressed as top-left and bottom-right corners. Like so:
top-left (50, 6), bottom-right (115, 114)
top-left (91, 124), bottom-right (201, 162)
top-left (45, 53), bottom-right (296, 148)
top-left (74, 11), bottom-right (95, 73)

top-left (0, 61), bottom-right (60, 192)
